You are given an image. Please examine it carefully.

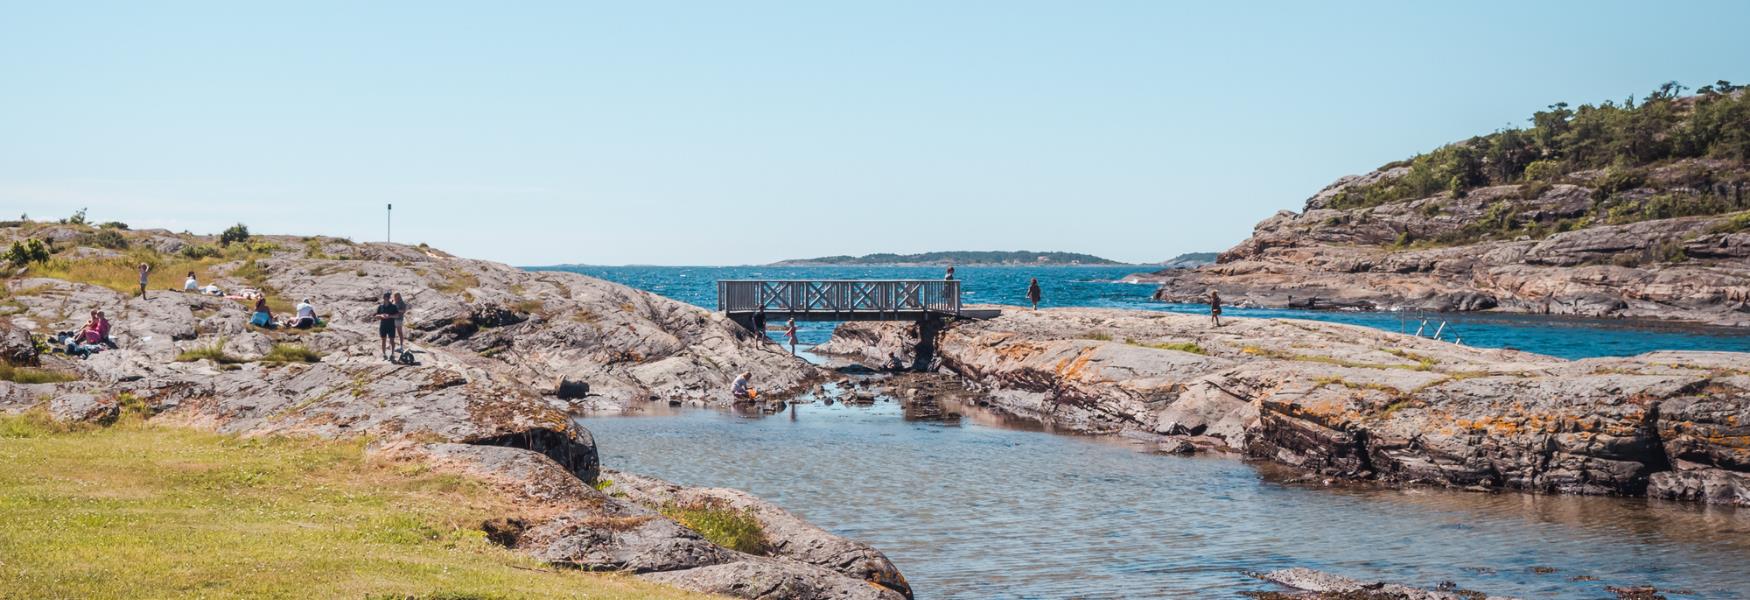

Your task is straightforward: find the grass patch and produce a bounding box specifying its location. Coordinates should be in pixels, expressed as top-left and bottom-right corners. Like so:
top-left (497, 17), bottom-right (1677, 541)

top-left (661, 502), bottom-right (769, 556)
top-left (435, 269), bottom-right (480, 295)
top-left (1384, 348), bottom-right (1439, 371)
top-left (512, 299), bottom-right (545, 315)
top-left (1242, 345), bottom-right (1435, 371)
top-left (1081, 331), bottom-right (1113, 342)
top-left (0, 363), bottom-right (80, 384)
top-left (260, 343), bottom-right (322, 364)
top-left (1124, 338), bottom-right (1206, 354)
top-left (175, 339), bottom-right (246, 364)
top-left (0, 419), bottom-right (707, 599)
top-left (1710, 211), bottom-right (1750, 234)
top-left (25, 244), bottom-right (275, 296)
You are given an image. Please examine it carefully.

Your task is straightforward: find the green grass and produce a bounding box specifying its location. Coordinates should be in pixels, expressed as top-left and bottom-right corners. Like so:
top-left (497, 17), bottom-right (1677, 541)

top-left (260, 343), bottom-right (322, 363)
top-left (1711, 211), bottom-right (1750, 234)
top-left (0, 363), bottom-right (80, 384)
top-left (175, 339), bottom-right (246, 364)
top-left (0, 416), bottom-right (713, 599)
top-left (661, 502), bottom-right (769, 556)
top-left (1124, 338), bottom-right (1206, 355)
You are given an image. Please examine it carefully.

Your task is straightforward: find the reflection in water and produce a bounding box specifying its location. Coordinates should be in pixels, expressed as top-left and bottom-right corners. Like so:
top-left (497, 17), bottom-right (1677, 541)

top-left (581, 402), bottom-right (1748, 599)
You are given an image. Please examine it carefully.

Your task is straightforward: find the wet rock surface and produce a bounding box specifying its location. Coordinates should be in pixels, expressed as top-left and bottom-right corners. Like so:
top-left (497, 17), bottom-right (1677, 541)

top-left (827, 308), bottom-right (1750, 505)
top-left (1246, 568), bottom-right (1514, 600)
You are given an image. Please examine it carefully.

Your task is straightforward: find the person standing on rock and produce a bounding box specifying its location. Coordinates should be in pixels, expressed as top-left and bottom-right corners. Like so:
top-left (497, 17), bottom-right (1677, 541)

top-left (375, 292), bottom-right (402, 361)
top-left (1209, 291), bottom-right (1223, 328)
top-left (136, 263), bottom-right (151, 297)
top-left (391, 292), bottom-right (409, 350)
top-left (1026, 278), bottom-right (1042, 310)
top-left (784, 318), bottom-right (798, 355)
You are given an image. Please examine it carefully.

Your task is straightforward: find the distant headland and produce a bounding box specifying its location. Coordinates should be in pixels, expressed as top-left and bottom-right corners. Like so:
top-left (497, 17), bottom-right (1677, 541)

top-left (771, 250), bottom-right (1125, 266)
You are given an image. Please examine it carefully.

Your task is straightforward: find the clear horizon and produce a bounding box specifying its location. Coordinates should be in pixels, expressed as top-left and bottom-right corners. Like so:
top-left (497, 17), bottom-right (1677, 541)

top-left (5, 1), bottom-right (1748, 266)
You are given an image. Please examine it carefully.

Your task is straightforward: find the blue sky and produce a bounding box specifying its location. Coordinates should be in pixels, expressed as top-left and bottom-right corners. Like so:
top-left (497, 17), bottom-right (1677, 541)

top-left (4, 1), bottom-right (1747, 266)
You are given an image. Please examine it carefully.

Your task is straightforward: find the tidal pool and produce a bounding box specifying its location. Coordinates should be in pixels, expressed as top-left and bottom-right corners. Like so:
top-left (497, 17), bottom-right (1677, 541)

top-left (581, 402), bottom-right (1749, 599)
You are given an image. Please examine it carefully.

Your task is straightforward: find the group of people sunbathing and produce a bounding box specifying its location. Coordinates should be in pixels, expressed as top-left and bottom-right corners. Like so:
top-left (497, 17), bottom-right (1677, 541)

top-left (177, 271), bottom-right (322, 330)
top-left (52, 310), bottom-right (119, 359)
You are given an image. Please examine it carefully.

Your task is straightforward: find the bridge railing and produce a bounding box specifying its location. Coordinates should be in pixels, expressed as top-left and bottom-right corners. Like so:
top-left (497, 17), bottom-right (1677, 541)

top-left (717, 280), bottom-right (961, 315)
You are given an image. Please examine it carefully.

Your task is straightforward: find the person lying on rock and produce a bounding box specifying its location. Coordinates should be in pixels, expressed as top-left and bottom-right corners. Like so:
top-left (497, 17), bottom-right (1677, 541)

top-left (374, 292), bottom-right (402, 361)
top-left (732, 371), bottom-right (758, 401)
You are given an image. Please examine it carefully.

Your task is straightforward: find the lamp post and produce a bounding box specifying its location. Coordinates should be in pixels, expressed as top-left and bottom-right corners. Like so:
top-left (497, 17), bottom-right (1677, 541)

top-left (387, 203), bottom-right (392, 243)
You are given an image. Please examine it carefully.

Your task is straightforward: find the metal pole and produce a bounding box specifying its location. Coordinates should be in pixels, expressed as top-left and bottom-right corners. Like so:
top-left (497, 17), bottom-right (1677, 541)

top-left (387, 203), bottom-right (392, 243)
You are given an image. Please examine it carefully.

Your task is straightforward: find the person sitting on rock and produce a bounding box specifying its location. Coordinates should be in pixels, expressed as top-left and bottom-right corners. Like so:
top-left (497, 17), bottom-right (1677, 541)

top-left (375, 292), bottom-right (402, 361)
top-left (250, 297), bottom-right (276, 329)
top-left (183, 271), bottom-right (199, 292)
top-left (79, 310), bottom-right (119, 349)
top-left (286, 298), bottom-right (319, 329)
top-left (731, 371), bottom-right (758, 401)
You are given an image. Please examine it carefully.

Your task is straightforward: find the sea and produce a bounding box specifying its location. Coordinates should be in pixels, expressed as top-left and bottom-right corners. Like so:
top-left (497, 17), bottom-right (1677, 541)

top-left (529, 264), bottom-right (1750, 359)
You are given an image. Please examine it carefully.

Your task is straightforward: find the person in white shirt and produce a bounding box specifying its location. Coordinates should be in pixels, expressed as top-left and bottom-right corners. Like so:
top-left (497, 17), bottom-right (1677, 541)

top-left (731, 371), bottom-right (756, 401)
top-left (202, 283), bottom-right (222, 296)
top-left (288, 298), bottom-right (319, 329)
top-left (183, 271), bottom-right (199, 291)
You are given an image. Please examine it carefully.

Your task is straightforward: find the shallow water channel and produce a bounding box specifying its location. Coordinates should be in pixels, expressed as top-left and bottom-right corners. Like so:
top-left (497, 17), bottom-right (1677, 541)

top-left (581, 400), bottom-right (1750, 599)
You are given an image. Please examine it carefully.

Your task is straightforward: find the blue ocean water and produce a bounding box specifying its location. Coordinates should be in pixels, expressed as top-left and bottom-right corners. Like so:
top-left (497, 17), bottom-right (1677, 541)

top-left (531, 265), bottom-right (1750, 359)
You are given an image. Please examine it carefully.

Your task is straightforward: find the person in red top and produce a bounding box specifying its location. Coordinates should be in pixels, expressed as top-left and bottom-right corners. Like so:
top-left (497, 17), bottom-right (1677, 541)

top-left (80, 310), bottom-right (119, 349)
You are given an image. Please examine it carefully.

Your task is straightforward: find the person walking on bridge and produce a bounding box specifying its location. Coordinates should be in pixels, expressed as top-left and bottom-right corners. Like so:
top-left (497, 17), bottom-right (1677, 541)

top-left (1026, 278), bottom-right (1042, 310)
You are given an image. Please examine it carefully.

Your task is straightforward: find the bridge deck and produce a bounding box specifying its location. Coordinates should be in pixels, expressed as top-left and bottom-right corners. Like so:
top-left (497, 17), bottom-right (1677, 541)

top-left (718, 279), bottom-right (987, 322)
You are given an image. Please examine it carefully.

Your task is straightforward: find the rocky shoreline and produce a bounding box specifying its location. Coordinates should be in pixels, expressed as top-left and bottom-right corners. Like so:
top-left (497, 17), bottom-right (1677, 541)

top-left (2, 226), bottom-right (906, 599)
top-left (821, 307), bottom-right (1750, 507)
top-left (1131, 162), bottom-right (1750, 327)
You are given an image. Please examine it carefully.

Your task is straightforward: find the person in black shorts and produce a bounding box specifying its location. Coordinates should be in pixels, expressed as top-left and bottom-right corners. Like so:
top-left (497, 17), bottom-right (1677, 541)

top-left (1209, 290), bottom-right (1223, 328)
top-left (375, 292), bottom-right (402, 361)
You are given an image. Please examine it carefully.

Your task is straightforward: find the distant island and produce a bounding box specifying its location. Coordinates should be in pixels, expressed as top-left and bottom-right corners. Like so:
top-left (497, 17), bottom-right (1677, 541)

top-left (772, 250), bottom-right (1125, 266)
top-left (1155, 252), bottom-right (1219, 269)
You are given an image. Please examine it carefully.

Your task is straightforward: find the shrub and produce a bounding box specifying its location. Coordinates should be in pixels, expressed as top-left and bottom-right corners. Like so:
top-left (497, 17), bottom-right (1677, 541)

top-left (86, 228), bottom-right (130, 250)
top-left (61, 208), bottom-right (88, 226)
top-left (661, 502), bottom-right (769, 556)
top-left (180, 244), bottom-right (222, 260)
top-left (1522, 159), bottom-right (1562, 182)
top-left (5, 239), bottom-right (52, 266)
top-left (219, 223), bottom-right (251, 246)
top-left (98, 221), bottom-right (129, 230)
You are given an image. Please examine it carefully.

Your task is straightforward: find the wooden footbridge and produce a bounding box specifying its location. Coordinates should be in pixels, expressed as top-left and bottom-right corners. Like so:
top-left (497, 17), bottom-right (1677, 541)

top-left (716, 279), bottom-right (998, 368)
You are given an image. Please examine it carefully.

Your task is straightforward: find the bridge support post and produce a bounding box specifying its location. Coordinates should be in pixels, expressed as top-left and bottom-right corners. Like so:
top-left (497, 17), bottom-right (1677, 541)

top-left (911, 315), bottom-right (945, 372)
